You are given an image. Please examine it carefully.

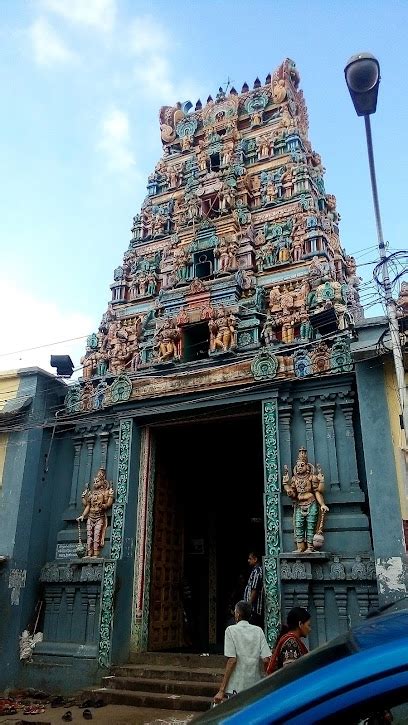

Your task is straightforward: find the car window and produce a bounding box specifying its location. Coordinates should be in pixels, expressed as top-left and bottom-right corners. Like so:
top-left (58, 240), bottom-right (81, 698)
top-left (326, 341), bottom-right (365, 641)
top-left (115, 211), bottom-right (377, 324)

top-left (320, 687), bottom-right (408, 724)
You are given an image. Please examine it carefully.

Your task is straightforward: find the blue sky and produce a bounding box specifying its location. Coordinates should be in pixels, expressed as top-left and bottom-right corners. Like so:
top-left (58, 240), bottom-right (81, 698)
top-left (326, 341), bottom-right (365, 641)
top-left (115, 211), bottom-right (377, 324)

top-left (1, 0), bottom-right (407, 373)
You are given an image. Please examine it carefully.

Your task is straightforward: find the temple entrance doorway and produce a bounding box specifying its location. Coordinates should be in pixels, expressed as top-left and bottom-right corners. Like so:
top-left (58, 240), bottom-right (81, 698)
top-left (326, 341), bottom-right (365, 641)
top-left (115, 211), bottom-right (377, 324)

top-left (148, 410), bottom-right (265, 653)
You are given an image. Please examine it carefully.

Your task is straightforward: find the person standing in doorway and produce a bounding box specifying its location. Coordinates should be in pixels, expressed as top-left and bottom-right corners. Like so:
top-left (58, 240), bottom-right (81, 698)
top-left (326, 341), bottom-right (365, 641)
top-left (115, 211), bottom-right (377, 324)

top-left (214, 600), bottom-right (271, 703)
top-left (244, 551), bottom-right (264, 628)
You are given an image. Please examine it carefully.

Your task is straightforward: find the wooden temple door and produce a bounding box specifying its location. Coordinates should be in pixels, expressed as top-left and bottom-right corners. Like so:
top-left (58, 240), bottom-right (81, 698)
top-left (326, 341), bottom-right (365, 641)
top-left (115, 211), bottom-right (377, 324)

top-left (149, 463), bottom-right (184, 650)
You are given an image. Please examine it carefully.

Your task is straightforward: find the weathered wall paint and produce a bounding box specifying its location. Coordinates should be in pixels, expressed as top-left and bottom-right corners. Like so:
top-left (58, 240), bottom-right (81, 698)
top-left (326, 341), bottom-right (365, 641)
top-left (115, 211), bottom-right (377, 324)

top-left (383, 358), bottom-right (408, 520)
top-left (0, 370), bottom-right (20, 488)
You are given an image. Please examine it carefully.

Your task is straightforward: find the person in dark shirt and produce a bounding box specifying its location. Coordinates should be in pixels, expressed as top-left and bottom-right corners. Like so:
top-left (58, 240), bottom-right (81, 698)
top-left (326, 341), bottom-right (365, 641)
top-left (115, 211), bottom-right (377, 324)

top-left (243, 552), bottom-right (264, 628)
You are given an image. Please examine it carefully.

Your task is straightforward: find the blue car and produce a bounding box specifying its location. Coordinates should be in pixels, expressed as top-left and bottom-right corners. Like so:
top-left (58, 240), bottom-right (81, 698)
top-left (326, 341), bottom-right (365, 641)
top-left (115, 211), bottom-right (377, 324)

top-left (195, 605), bottom-right (408, 724)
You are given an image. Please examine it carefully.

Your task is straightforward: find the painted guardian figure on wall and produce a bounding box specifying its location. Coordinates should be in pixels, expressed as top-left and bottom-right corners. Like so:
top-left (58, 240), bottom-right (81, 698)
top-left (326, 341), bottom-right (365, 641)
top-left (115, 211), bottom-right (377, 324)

top-left (283, 447), bottom-right (329, 553)
top-left (77, 468), bottom-right (114, 558)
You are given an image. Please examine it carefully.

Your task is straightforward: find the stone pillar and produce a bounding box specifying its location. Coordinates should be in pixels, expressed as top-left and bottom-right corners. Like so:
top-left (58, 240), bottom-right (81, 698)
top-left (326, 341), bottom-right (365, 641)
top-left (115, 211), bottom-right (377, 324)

top-left (294, 583), bottom-right (309, 610)
top-left (99, 430), bottom-right (111, 470)
top-left (336, 587), bottom-right (348, 631)
top-left (69, 437), bottom-right (83, 509)
top-left (87, 587), bottom-right (99, 643)
top-left (299, 404), bottom-right (316, 464)
top-left (262, 398), bottom-right (282, 647)
top-left (84, 434), bottom-right (96, 486)
top-left (65, 586), bottom-right (75, 640)
top-left (43, 591), bottom-right (54, 640)
top-left (320, 401), bottom-right (340, 491)
top-left (51, 587), bottom-right (63, 641)
top-left (313, 588), bottom-right (326, 646)
top-left (338, 399), bottom-right (360, 489)
top-left (278, 403), bottom-right (292, 470)
top-left (356, 586), bottom-right (369, 620)
top-left (80, 591), bottom-right (89, 643)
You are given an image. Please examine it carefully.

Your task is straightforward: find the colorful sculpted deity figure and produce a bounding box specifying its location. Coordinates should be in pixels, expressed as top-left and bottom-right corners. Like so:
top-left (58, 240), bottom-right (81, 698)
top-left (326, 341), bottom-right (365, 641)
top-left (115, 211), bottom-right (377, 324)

top-left (77, 468), bottom-right (114, 558)
top-left (221, 139), bottom-right (234, 167)
top-left (263, 240), bottom-right (276, 267)
top-left (209, 308), bottom-right (236, 352)
top-left (197, 141), bottom-right (208, 172)
top-left (95, 350), bottom-right (109, 377)
top-left (186, 195), bottom-right (200, 223)
top-left (169, 164), bottom-right (181, 188)
top-left (272, 78), bottom-right (287, 104)
top-left (280, 307), bottom-right (296, 344)
top-left (80, 350), bottom-right (95, 380)
top-left (269, 286), bottom-right (281, 309)
top-left (291, 236), bottom-right (304, 262)
top-left (219, 183), bottom-right (236, 211)
top-left (130, 342), bottom-right (141, 372)
top-left (283, 448), bottom-right (329, 553)
top-left (147, 271), bottom-right (158, 296)
top-left (215, 237), bottom-right (231, 273)
top-left (173, 246), bottom-right (191, 282)
top-left (250, 109), bottom-right (263, 127)
top-left (282, 167), bottom-right (294, 198)
top-left (396, 281), bottom-right (408, 317)
top-left (299, 307), bottom-right (313, 341)
top-left (153, 319), bottom-right (180, 362)
top-left (259, 135), bottom-right (270, 159)
top-left (261, 311), bottom-right (278, 345)
top-left (276, 236), bottom-right (291, 263)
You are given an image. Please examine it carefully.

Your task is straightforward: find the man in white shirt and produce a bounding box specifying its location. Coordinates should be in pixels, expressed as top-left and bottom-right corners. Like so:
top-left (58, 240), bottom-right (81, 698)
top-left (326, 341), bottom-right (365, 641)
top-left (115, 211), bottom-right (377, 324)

top-left (214, 600), bottom-right (271, 703)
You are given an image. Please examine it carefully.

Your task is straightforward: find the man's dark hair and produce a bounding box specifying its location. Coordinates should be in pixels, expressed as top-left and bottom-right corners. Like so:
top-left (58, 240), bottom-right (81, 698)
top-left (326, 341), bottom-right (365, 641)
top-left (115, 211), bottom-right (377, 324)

top-left (249, 551), bottom-right (261, 562)
top-left (235, 600), bottom-right (251, 621)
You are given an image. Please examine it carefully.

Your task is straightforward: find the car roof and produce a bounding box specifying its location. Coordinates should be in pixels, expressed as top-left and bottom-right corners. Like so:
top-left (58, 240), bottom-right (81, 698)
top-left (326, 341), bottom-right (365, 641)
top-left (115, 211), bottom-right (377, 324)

top-left (353, 606), bottom-right (408, 650)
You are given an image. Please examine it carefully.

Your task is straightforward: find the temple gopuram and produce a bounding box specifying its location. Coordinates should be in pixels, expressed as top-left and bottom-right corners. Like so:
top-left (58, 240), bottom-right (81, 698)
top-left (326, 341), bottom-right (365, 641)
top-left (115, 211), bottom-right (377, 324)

top-left (0, 59), bottom-right (406, 696)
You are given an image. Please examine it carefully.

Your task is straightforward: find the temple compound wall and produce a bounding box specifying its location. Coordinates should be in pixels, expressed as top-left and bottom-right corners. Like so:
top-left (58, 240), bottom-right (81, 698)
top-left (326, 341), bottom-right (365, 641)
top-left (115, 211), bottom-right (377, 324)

top-left (0, 58), bottom-right (406, 692)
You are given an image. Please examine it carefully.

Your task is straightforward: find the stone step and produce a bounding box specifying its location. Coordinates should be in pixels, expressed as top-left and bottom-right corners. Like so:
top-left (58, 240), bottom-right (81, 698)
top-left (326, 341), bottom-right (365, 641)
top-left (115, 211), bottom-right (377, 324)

top-left (87, 686), bottom-right (212, 712)
top-left (128, 652), bottom-right (225, 669)
top-left (103, 675), bottom-right (219, 697)
top-left (111, 664), bottom-right (224, 683)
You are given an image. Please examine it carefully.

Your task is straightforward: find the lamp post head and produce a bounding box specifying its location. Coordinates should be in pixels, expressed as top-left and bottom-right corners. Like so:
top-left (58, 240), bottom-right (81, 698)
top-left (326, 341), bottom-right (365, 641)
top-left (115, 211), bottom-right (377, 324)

top-left (344, 52), bottom-right (380, 116)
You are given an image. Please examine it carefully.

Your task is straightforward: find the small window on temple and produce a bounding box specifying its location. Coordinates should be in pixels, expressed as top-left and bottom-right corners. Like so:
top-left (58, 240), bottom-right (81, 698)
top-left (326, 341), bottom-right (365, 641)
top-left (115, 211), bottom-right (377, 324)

top-left (193, 251), bottom-right (214, 279)
top-left (183, 322), bottom-right (210, 362)
top-left (202, 194), bottom-right (220, 218)
top-left (210, 153), bottom-right (221, 172)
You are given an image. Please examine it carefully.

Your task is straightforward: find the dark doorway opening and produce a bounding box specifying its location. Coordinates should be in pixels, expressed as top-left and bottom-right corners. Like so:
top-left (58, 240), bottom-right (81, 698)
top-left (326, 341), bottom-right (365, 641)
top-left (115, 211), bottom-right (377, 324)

top-left (210, 152), bottom-right (221, 172)
top-left (201, 195), bottom-right (220, 218)
top-left (183, 322), bottom-right (210, 362)
top-left (193, 250), bottom-right (214, 279)
top-left (149, 412), bottom-right (265, 653)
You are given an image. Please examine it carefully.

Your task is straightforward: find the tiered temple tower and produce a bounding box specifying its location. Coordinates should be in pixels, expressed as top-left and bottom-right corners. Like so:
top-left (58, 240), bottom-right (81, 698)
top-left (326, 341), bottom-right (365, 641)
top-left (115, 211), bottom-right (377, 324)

top-left (69, 58), bottom-right (362, 411)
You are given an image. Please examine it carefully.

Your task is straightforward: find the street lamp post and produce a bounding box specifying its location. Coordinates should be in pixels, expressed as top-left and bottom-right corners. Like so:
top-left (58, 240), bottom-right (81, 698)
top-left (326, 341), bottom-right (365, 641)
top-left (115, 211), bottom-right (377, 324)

top-left (344, 53), bottom-right (407, 434)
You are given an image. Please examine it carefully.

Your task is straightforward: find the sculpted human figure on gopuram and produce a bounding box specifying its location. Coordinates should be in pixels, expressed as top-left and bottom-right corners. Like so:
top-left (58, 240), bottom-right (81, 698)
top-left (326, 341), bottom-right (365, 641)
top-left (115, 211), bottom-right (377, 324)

top-left (67, 57), bottom-right (362, 414)
top-left (283, 448), bottom-right (329, 553)
top-left (77, 468), bottom-right (114, 558)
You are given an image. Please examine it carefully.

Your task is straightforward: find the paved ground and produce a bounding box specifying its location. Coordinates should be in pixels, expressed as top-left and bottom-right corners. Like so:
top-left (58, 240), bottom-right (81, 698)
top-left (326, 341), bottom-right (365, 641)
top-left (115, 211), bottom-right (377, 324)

top-left (0, 705), bottom-right (197, 725)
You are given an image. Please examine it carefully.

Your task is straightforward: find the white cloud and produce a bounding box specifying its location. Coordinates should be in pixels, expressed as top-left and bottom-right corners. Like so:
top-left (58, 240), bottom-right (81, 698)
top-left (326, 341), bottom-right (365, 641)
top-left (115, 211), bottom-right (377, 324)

top-left (128, 15), bottom-right (169, 56)
top-left (29, 17), bottom-right (77, 66)
top-left (0, 279), bottom-right (94, 375)
top-left (98, 109), bottom-right (136, 172)
top-left (42, 0), bottom-right (116, 33)
top-left (128, 15), bottom-right (200, 104)
top-left (134, 53), bottom-right (174, 100)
